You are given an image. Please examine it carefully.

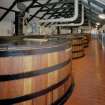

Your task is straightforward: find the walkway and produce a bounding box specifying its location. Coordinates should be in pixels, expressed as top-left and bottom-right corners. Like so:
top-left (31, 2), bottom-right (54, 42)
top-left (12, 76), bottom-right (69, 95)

top-left (65, 40), bottom-right (105, 105)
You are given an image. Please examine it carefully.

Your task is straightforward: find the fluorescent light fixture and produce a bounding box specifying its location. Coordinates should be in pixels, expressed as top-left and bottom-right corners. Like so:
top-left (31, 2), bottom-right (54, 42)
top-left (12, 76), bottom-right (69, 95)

top-left (98, 14), bottom-right (105, 19)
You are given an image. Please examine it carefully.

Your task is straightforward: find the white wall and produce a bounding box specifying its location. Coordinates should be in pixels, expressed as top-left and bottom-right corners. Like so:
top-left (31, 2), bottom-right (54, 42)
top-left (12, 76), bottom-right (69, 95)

top-left (0, 21), bottom-right (13, 36)
top-left (0, 17), bottom-right (41, 36)
top-left (39, 26), bottom-right (57, 35)
top-left (60, 28), bottom-right (71, 34)
top-left (79, 26), bottom-right (91, 33)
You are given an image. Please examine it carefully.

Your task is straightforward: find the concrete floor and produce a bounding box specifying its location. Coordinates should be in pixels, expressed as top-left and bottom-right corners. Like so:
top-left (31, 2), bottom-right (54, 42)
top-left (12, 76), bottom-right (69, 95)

top-left (65, 40), bottom-right (105, 105)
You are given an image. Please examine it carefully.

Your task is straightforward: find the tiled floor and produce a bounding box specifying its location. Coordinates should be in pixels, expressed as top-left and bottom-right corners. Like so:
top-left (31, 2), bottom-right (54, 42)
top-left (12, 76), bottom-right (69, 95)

top-left (65, 40), bottom-right (105, 105)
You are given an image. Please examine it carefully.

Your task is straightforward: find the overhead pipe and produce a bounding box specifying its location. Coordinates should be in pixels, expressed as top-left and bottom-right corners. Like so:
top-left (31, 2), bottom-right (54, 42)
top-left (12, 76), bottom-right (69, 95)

top-left (81, 0), bottom-right (105, 13)
top-left (88, 9), bottom-right (100, 15)
top-left (39, 0), bottom-right (79, 23)
top-left (86, 10), bottom-right (99, 17)
top-left (86, 13), bottom-right (103, 25)
top-left (86, 14), bottom-right (102, 22)
top-left (52, 5), bottom-right (84, 27)
top-left (82, 3), bottom-right (100, 15)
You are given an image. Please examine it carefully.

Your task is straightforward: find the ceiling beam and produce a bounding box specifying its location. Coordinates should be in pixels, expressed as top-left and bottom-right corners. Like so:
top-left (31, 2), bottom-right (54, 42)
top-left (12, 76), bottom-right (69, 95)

top-left (24, 0), bottom-right (38, 12)
top-left (0, 6), bottom-right (17, 13)
top-left (0, 0), bottom-right (38, 21)
top-left (0, 1), bottom-right (17, 21)
top-left (45, 4), bottom-right (82, 26)
top-left (32, 2), bottom-right (74, 8)
top-left (47, 4), bottom-right (74, 19)
top-left (90, 0), bottom-right (105, 9)
top-left (35, 1), bottom-right (50, 9)
top-left (49, 7), bottom-right (74, 18)
top-left (17, 0), bottom-right (32, 2)
top-left (39, 0), bottom-right (64, 19)
top-left (51, 4), bottom-right (82, 19)
top-left (44, 5), bottom-right (74, 26)
top-left (28, 0), bottom-right (52, 22)
top-left (40, 5), bottom-right (73, 12)
top-left (40, 1), bottom-right (66, 26)
top-left (87, 15), bottom-right (102, 22)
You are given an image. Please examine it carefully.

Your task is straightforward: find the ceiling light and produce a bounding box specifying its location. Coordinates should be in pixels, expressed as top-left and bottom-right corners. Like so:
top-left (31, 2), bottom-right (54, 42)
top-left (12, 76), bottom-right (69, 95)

top-left (96, 22), bottom-right (100, 25)
top-left (98, 14), bottom-right (105, 19)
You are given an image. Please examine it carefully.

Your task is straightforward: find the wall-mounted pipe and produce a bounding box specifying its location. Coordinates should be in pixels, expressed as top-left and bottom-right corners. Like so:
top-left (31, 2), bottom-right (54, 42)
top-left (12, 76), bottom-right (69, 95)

top-left (52, 5), bottom-right (84, 27)
top-left (39, 0), bottom-right (79, 23)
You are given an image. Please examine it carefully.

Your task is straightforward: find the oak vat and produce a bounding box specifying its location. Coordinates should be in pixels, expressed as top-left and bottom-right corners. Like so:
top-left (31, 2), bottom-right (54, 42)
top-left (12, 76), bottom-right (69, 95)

top-left (0, 38), bottom-right (74, 105)
top-left (71, 35), bottom-right (85, 59)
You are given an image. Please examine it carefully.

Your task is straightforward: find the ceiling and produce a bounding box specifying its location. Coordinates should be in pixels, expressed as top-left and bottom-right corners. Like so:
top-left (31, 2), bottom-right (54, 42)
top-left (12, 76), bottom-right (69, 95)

top-left (0, 0), bottom-right (105, 27)
top-left (0, 0), bottom-right (75, 21)
top-left (82, 0), bottom-right (105, 26)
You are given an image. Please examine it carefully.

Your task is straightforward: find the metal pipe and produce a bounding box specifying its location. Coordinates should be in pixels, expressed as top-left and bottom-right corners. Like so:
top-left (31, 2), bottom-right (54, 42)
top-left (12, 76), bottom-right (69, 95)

top-left (53, 5), bottom-right (84, 27)
top-left (39, 0), bottom-right (79, 23)
top-left (81, 0), bottom-right (104, 13)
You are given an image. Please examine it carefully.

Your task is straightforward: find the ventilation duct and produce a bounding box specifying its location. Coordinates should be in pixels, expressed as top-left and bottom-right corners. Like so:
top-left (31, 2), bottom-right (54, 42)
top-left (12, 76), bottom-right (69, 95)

top-left (39, 0), bottom-right (79, 23)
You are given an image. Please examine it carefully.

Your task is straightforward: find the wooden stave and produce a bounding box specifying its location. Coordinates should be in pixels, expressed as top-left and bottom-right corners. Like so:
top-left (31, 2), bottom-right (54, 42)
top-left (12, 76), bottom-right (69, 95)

top-left (71, 36), bottom-right (85, 59)
top-left (0, 48), bottom-right (72, 105)
top-left (83, 34), bottom-right (90, 48)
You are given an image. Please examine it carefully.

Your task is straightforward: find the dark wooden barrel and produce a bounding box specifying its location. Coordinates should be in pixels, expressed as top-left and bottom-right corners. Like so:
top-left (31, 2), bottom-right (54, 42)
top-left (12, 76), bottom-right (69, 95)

top-left (71, 35), bottom-right (85, 59)
top-left (0, 38), bottom-right (74, 105)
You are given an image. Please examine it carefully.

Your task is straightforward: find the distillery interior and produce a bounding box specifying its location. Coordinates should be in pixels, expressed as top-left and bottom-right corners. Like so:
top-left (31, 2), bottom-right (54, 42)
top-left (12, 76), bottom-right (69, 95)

top-left (0, 0), bottom-right (105, 105)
